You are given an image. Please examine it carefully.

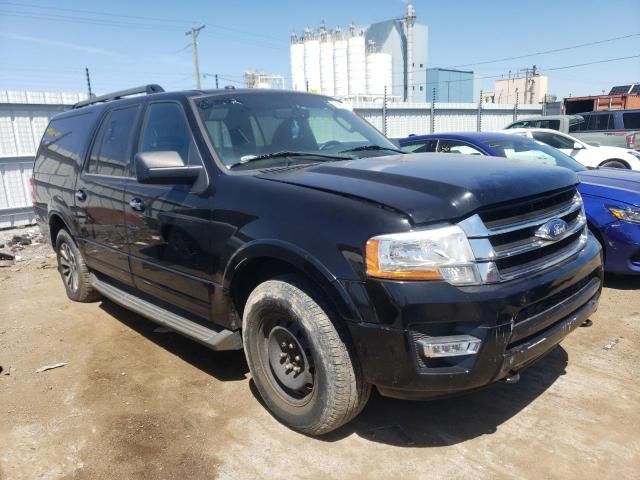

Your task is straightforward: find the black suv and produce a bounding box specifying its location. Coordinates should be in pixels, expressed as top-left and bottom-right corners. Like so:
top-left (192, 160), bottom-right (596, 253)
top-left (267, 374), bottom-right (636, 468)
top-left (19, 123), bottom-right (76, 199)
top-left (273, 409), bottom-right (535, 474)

top-left (33, 85), bottom-right (603, 434)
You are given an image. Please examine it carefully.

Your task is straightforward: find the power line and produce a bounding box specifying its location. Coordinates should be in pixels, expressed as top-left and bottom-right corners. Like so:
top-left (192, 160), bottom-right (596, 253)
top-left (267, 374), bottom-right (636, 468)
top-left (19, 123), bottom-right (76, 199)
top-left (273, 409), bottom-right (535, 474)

top-left (449, 33), bottom-right (640, 68)
top-left (0, 1), bottom-right (287, 44)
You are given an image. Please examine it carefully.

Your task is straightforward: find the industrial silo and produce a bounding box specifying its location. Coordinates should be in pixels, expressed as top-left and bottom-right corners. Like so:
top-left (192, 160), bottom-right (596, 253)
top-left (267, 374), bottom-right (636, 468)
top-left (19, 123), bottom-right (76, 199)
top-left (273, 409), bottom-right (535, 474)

top-left (347, 24), bottom-right (366, 96)
top-left (319, 23), bottom-right (335, 97)
top-left (333, 27), bottom-right (349, 98)
top-left (366, 51), bottom-right (392, 96)
top-left (290, 33), bottom-right (306, 91)
top-left (303, 28), bottom-right (321, 93)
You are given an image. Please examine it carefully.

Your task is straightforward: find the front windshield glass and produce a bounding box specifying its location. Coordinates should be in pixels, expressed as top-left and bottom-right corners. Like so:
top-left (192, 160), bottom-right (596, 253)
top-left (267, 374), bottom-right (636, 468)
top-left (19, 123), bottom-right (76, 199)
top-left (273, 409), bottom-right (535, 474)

top-left (482, 137), bottom-right (586, 172)
top-left (193, 92), bottom-right (397, 170)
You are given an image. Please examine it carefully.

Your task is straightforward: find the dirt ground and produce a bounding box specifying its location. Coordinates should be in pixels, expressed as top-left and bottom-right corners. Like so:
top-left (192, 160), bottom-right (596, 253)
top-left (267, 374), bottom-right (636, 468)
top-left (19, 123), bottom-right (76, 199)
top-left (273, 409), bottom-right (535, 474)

top-left (1, 239), bottom-right (639, 480)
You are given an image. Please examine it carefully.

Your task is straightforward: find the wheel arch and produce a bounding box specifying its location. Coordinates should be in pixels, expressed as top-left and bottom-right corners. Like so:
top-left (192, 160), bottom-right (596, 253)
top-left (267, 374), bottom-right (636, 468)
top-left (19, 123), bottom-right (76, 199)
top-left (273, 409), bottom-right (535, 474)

top-left (48, 211), bottom-right (73, 249)
top-left (599, 158), bottom-right (630, 169)
top-left (224, 240), bottom-right (362, 325)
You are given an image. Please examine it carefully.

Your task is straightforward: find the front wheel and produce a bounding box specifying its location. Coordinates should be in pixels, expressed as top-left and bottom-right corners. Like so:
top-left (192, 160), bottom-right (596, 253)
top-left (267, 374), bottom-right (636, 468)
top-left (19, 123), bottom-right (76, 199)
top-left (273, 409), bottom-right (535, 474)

top-left (600, 159), bottom-right (628, 169)
top-left (242, 276), bottom-right (370, 435)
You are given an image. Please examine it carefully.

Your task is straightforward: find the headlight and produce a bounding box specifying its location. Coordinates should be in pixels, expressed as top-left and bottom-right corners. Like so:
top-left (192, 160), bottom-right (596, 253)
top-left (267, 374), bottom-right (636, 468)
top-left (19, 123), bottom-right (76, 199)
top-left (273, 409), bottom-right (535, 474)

top-left (607, 206), bottom-right (640, 224)
top-left (628, 150), bottom-right (640, 160)
top-left (365, 225), bottom-right (480, 285)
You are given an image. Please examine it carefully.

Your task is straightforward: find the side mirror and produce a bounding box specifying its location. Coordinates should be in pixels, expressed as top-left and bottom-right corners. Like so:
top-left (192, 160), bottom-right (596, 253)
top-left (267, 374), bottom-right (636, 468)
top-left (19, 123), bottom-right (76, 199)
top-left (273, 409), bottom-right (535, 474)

top-left (573, 142), bottom-right (584, 150)
top-left (135, 151), bottom-right (202, 184)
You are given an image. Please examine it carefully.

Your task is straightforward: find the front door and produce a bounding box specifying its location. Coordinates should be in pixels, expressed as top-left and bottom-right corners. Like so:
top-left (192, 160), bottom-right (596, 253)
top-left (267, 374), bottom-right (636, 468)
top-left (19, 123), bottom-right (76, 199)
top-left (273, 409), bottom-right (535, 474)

top-left (75, 104), bottom-right (141, 286)
top-left (125, 101), bottom-right (213, 319)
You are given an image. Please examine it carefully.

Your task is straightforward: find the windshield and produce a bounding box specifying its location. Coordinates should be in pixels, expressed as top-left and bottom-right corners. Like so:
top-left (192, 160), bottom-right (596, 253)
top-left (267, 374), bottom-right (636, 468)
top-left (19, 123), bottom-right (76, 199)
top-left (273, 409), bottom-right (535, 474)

top-left (482, 137), bottom-right (586, 172)
top-left (193, 92), bottom-right (397, 170)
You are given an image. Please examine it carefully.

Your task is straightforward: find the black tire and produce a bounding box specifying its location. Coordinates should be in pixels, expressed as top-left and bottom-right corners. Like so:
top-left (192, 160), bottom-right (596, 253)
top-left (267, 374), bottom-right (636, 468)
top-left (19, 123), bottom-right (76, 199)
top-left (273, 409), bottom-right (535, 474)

top-left (55, 229), bottom-right (101, 303)
top-left (600, 159), bottom-right (628, 169)
top-left (242, 275), bottom-right (371, 435)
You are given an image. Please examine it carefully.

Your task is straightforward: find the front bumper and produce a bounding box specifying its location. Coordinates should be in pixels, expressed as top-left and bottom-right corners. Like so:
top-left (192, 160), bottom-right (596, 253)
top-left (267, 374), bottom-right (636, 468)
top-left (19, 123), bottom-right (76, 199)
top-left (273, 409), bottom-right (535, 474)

top-left (602, 220), bottom-right (640, 275)
top-left (344, 236), bottom-right (603, 400)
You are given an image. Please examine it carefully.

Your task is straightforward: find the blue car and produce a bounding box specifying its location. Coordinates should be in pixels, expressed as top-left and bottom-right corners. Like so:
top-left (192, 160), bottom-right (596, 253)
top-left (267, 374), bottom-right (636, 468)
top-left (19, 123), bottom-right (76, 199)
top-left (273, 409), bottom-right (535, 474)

top-left (398, 132), bottom-right (640, 275)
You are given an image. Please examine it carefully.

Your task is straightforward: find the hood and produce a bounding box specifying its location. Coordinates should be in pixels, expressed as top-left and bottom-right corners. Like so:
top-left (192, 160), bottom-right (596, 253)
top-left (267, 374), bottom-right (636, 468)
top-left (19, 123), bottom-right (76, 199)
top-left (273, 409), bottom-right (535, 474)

top-left (577, 169), bottom-right (640, 207)
top-left (258, 153), bottom-right (578, 224)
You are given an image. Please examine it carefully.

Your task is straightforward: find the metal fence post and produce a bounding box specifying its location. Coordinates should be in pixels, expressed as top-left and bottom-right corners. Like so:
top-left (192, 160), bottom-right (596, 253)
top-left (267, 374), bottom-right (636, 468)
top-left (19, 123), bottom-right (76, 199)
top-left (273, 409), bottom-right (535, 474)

top-left (430, 88), bottom-right (436, 133)
top-left (477, 89), bottom-right (483, 132)
top-left (513, 88), bottom-right (519, 122)
top-left (382, 86), bottom-right (388, 136)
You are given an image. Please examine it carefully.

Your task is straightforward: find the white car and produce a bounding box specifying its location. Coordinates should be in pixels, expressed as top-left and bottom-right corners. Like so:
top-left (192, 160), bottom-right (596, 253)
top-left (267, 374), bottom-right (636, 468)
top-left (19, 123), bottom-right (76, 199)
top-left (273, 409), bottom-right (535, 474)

top-left (501, 128), bottom-right (640, 170)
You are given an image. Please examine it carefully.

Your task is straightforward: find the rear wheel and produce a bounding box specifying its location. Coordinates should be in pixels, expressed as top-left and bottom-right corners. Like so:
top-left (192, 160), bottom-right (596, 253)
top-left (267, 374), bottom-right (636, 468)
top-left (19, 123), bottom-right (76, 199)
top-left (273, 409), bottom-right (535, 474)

top-left (242, 276), bottom-right (370, 435)
top-left (600, 159), bottom-right (628, 169)
top-left (55, 229), bottom-right (100, 302)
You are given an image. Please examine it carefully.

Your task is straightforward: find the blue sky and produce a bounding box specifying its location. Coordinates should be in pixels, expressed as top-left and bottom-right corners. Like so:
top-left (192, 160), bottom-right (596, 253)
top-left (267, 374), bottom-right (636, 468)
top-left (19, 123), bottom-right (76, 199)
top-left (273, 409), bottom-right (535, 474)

top-left (1, 0), bottom-right (639, 98)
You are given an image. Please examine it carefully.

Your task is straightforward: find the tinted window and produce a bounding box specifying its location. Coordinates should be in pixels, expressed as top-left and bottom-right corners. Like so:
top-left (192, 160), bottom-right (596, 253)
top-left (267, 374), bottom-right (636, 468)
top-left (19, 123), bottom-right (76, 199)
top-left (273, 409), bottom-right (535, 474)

top-left (623, 112), bottom-right (640, 129)
top-left (535, 120), bottom-right (560, 130)
top-left (139, 102), bottom-right (202, 167)
top-left (579, 114), bottom-right (612, 131)
top-left (35, 111), bottom-right (99, 178)
top-left (437, 139), bottom-right (484, 155)
top-left (400, 140), bottom-right (437, 153)
top-left (531, 132), bottom-right (576, 149)
top-left (88, 106), bottom-right (140, 176)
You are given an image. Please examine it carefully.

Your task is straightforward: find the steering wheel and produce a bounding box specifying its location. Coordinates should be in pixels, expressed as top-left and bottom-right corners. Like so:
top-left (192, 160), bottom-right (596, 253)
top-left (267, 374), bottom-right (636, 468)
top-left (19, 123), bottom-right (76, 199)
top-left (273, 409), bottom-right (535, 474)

top-left (320, 140), bottom-right (343, 151)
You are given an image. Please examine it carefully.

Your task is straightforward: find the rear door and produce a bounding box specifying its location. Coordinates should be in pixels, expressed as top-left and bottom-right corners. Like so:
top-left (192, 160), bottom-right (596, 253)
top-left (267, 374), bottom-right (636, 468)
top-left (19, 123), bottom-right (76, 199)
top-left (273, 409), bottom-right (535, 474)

top-left (75, 104), bottom-right (141, 286)
top-left (125, 101), bottom-right (213, 319)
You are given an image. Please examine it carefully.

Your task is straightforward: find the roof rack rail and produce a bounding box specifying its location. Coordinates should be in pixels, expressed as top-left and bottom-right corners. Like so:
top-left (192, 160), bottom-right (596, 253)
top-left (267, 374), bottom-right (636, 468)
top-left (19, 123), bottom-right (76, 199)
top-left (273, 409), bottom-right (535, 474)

top-left (72, 84), bottom-right (165, 109)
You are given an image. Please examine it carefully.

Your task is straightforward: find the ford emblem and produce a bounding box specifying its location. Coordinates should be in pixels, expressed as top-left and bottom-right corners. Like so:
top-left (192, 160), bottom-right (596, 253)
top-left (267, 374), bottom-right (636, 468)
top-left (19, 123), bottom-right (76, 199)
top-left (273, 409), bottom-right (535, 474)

top-left (535, 219), bottom-right (568, 241)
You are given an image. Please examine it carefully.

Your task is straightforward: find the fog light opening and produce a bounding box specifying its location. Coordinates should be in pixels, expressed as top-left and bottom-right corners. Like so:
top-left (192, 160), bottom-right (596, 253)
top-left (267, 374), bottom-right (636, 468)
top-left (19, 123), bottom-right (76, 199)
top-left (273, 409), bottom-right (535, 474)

top-left (418, 335), bottom-right (481, 358)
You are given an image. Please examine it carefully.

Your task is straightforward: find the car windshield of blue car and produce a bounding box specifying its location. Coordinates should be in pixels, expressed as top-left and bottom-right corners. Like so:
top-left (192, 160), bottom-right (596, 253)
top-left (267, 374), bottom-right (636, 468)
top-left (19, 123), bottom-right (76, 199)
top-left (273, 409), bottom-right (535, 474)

top-left (483, 138), bottom-right (586, 172)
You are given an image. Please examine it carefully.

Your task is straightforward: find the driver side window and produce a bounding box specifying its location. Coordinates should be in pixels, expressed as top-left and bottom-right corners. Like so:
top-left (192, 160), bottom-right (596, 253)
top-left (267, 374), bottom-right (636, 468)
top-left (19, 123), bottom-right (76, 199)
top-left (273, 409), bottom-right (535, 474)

top-left (139, 102), bottom-right (203, 168)
top-left (437, 139), bottom-right (484, 155)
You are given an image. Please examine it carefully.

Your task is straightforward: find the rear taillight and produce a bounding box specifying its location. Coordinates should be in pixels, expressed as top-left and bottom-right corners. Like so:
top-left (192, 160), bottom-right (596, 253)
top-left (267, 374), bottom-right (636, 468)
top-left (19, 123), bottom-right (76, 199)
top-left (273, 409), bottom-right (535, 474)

top-left (626, 133), bottom-right (636, 149)
top-left (29, 176), bottom-right (37, 205)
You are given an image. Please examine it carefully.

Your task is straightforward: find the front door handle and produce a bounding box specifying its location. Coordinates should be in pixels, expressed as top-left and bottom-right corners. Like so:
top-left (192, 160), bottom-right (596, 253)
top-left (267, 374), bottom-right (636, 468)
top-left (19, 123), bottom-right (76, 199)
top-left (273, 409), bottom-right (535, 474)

top-left (75, 189), bottom-right (87, 202)
top-left (129, 198), bottom-right (145, 212)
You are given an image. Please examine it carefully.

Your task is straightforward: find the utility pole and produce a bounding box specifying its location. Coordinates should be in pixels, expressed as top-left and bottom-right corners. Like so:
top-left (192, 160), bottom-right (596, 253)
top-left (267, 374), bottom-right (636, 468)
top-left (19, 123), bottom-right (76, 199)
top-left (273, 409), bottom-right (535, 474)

top-left (85, 67), bottom-right (93, 98)
top-left (185, 25), bottom-right (206, 89)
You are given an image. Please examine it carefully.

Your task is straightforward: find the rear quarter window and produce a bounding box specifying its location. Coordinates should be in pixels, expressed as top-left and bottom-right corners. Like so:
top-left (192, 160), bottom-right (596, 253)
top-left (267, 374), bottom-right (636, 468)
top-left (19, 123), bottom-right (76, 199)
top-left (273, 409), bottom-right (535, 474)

top-left (623, 112), bottom-right (640, 129)
top-left (34, 111), bottom-right (100, 188)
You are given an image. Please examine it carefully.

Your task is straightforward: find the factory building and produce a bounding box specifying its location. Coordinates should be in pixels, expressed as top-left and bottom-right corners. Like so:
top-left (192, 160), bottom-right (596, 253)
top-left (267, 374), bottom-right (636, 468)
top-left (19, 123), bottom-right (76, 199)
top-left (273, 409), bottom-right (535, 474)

top-left (425, 68), bottom-right (474, 103)
top-left (289, 3), bottom-right (427, 101)
top-left (494, 72), bottom-right (549, 104)
top-left (244, 71), bottom-right (285, 89)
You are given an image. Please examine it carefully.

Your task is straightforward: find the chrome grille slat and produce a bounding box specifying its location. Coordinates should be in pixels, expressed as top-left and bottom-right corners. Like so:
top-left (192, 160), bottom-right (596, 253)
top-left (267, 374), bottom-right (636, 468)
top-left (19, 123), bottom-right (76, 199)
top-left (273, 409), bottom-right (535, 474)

top-left (483, 198), bottom-right (583, 236)
top-left (459, 188), bottom-right (587, 283)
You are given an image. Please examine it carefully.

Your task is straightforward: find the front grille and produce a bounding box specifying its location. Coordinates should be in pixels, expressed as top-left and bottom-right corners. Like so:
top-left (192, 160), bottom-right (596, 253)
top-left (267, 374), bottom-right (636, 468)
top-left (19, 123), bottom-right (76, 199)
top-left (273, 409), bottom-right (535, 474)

top-left (459, 187), bottom-right (588, 283)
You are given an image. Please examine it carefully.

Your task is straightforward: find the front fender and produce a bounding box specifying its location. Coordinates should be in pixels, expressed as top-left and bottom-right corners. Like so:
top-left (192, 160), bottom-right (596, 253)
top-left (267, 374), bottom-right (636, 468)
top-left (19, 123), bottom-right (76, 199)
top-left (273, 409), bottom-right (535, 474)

top-left (222, 239), bottom-right (364, 324)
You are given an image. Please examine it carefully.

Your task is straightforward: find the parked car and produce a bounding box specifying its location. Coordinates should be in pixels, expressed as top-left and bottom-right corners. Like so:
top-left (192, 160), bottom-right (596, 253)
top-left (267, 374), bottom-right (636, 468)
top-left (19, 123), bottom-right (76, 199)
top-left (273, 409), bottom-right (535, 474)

top-left (398, 132), bottom-right (640, 275)
top-left (501, 127), bottom-right (640, 170)
top-left (504, 111), bottom-right (639, 150)
top-left (33, 86), bottom-right (603, 435)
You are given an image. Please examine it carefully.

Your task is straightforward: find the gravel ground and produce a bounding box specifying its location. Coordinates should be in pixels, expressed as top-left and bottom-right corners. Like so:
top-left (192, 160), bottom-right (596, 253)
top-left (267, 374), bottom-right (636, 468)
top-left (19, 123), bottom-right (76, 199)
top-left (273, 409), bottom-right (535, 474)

top-left (0, 239), bottom-right (639, 480)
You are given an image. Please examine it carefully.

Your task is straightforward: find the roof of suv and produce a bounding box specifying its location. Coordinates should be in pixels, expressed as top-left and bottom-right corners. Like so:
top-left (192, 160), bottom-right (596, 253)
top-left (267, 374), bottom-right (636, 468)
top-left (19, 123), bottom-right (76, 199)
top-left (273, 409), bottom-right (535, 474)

top-left (57, 85), bottom-right (324, 121)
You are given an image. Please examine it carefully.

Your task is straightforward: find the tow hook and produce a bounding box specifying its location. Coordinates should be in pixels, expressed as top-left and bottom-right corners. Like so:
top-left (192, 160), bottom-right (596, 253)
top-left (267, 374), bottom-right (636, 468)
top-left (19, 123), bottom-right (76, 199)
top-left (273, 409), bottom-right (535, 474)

top-left (503, 372), bottom-right (521, 384)
top-left (580, 319), bottom-right (593, 328)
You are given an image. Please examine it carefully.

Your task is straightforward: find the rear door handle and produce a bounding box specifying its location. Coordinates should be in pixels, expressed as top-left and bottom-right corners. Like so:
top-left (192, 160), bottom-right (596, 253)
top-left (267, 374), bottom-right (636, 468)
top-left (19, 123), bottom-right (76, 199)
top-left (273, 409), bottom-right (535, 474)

top-left (129, 198), bottom-right (145, 212)
top-left (75, 189), bottom-right (87, 202)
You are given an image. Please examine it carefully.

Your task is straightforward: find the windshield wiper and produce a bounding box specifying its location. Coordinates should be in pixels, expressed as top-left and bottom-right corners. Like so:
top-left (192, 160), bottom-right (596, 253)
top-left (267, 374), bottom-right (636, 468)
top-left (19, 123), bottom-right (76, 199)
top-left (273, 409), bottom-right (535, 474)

top-left (339, 145), bottom-right (406, 154)
top-left (228, 151), bottom-right (352, 169)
